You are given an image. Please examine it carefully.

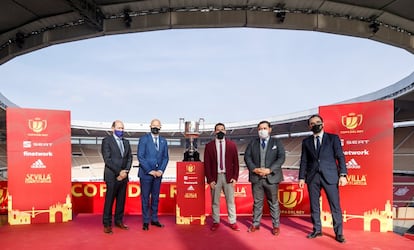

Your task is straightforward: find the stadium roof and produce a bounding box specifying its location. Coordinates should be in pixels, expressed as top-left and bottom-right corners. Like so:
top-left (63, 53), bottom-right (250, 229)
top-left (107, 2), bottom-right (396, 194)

top-left (1, 0), bottom-right (414, 65)
top-left (1, 0), bottom-right (414, 139)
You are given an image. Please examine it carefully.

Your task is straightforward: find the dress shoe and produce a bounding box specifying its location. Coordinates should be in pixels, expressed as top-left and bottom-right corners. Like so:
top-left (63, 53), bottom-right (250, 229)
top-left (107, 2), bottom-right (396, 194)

top-left (151, 221), bottom-right (164, 228)
top-left (230, 223), bottom-right (240, 231)
top-left (272, 227), bottom-right (280, 236)
top-left (335, 234), bottom-right (346, 243)
top-left (247, 225), bottom-right (260, 232)
top-left (210, 223), bottom-right (220, 231)
top-left (115, 222), bottom-right (129, 230)
top-left (103, 226), bottom-right (113, 234)
top-left (307, 231), bottom-right (323, 238)
top-left (142, 223), bottom-right (149, 231)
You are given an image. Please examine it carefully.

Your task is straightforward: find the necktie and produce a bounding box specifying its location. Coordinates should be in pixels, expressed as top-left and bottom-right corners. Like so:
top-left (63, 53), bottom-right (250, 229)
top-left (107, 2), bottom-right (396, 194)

top-left (261, 139), bottom-right (266, 149)
top-left (118, 138), bottom-right (124, 156)
top-left (154, 137), bottom-right (159, 151)
top-left (219, 140), bottom-right (223, 170)
top-left (316, 136), bottom-right (320, 152)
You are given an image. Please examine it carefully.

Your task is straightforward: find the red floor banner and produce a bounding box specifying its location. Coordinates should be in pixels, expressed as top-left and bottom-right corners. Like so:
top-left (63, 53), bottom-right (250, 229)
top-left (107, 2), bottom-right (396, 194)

top-left (6, 108), bottom-right (72, 224)
top-left (320, 100), bottom-right (394, 231)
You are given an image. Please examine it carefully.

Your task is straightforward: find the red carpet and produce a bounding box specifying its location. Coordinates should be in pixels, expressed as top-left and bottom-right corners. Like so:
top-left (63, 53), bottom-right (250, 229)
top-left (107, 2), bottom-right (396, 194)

top-left (1, 214), bottom-right (412, 250)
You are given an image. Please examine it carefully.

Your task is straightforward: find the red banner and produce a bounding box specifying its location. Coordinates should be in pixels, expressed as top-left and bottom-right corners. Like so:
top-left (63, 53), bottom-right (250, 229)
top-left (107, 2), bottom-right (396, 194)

top-left (320, 100), bottom-right (394, 231)
top-left (6, 108), bottom-right (72, 224)
top-left (176, 162), bottom-right (206, 224)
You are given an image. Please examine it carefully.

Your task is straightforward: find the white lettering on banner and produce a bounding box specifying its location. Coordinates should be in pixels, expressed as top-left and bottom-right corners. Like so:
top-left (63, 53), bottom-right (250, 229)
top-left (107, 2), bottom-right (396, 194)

top-left (23, 151), bottom-right (53, 157)
top-left (346, 139), bottom-right (370, 145)
top-left (343, 150), bottom-right (369, 156)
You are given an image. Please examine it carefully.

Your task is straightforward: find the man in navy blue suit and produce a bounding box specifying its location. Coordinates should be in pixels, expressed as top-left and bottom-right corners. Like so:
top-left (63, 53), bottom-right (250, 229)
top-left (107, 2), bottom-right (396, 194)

top-left (101, 120), bottom-right (132, 234)
top-left (137, 118), bottom-right (169, 231)
top-left (299, 114), bottom-right (348, 243)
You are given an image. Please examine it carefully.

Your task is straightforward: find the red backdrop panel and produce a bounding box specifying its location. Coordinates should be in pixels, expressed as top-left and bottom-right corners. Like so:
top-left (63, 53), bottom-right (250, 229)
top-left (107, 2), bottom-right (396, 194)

top-left (6, 108), bottom-right (72, 224)
top-left (320, 100), bottom-right (394, 231)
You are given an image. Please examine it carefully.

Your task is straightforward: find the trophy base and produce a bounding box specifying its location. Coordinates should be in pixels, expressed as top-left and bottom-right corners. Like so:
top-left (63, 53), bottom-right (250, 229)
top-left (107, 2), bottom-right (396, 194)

top-left (183, 151), bottom-right (200, 162)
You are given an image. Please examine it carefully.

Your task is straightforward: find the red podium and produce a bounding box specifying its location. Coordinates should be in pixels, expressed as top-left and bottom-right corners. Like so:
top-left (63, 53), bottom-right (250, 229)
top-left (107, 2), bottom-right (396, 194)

top-left (176, 161), bottom-right (206, 225)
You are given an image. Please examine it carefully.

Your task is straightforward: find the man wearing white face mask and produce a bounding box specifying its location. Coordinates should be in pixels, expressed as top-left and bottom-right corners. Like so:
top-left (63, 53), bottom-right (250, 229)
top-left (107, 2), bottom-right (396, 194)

top-left (244, 120), bottom-right (286, 236)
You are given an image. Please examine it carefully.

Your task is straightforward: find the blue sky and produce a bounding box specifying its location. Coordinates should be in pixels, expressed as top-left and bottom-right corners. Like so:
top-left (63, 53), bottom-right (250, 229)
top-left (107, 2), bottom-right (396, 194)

top-left (1, 28), bottom-right (414, 125)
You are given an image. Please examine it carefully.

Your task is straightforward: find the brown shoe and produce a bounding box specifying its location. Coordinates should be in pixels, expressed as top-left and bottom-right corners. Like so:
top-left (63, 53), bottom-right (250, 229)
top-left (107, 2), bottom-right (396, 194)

top-left (115, 223), bottom-right (129, 230)
top-left (230, 223), bottom-right (240, 231)
top-left (210, 223), bottom-right (220, 231)
top-left (272, 227), bottom-right (280, 236)
top-left (247, 225), bottom-right (260, 232)
top-left (104, 226), bottom-right (113, 234)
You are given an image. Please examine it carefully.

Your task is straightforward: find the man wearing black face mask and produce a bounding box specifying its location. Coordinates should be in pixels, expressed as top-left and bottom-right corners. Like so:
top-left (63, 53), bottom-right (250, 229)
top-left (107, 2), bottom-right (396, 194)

top-left (137, 119), bottom-right (169, 231)
top-left (299, 114), bottom-right (347, 243)
top-left (204, 123), bottom-right (240, 231)
top-left (101, 120), bottom-right (132, 234)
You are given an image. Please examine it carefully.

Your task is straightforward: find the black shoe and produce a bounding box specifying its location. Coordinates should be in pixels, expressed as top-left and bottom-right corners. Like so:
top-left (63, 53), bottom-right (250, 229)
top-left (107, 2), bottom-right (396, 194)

top-left (142, 223), bottom-right (149, 231)
top-left (307, 231), bottom-right (323, 238)
top-left (335, 234), bottom-right (346, 243)
top-left (151, 221), bottom-right (164, 228)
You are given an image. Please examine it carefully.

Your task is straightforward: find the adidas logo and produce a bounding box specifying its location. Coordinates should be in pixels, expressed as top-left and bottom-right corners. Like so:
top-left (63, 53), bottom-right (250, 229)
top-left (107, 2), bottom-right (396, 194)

top-left (346, 158), bottom-right (361, 169)
top-left (31, 159), bottom-right (46, 168)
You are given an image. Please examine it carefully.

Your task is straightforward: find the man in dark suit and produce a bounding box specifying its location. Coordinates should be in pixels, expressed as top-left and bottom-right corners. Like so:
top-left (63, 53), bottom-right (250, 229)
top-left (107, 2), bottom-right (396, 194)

top-left (204, 123), bottom-right (240, 231)
top-left (299, 114), bottom-right (348, 243)
top-left (101, 120), bottom-right (132, 234)
top-left (244, 120), bottom-right (285, 236)
top-left (137, 118), bottom-right (169, 231)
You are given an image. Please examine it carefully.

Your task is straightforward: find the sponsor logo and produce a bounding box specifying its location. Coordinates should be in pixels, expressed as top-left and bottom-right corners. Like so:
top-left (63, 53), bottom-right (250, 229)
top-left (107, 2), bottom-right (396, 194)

top-left (25, 173), bottom-right (52, 184)
top-left (278, 185), bottom-right (304, 208)
top-left (23, 141), bottom-right (53, 148)
top-left (31, 159), bottom-right (46, 168)
top-left (346, 175), bottom-right (367, 185)
top-left (187, 185), bottom-right (195, 191)
top-left (23, 151), bottom-right (53, 157)
top-left (343, 149), bottom-right (369, 156)
top-left (346, 158), bottom-right (361, 169)
top-left (28, 118), bottom-right (47, 133)
top-left (345, 139), bottom-right (370, 145)
top-left (23, 141), bottom-right (32, 148)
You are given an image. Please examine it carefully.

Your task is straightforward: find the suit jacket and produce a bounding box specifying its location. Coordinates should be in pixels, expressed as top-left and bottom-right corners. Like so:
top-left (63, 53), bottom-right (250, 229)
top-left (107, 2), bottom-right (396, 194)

top-left (137, 133), bottom-right (169, 180)
top-left (299, 132), bottom-right (347, 185)
top-left (101, 135), bottom-right (132, 181)
top-left (204, 138), bottom-right (239, 184)
top-left (244, 137), bottom-right (285, 184)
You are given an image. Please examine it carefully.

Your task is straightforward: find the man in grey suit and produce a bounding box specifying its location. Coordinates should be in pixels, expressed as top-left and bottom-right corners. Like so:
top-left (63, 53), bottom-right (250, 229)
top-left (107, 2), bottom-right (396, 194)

top-left (299, 114), bottom-right (347, 243)
top-left (244, 120), bottom-right (285, 236)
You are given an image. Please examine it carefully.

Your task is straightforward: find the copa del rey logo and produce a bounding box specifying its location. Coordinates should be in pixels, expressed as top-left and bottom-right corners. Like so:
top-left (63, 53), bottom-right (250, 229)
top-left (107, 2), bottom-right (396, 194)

top-left (342, 112), bottom-right (363, 130)
top-left (28, 117), bottom-right (47, 133)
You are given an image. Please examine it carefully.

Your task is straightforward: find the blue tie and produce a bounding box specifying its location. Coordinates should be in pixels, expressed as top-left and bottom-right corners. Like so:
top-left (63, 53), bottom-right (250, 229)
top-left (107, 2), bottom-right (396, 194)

top-left (261, 139), bottom-right (266, 149)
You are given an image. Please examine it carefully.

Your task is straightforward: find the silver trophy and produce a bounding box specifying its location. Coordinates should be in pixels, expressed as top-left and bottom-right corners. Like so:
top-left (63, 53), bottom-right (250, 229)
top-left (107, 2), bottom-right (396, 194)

top-left (179, 118), bottom-right (204, 161)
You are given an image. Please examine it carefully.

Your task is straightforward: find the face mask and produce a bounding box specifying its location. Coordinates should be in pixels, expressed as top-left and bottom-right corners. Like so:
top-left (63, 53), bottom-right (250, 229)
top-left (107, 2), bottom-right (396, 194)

top-left (114, 130), bottom-right (124, 138)
top-left (311, 124), bottom-right (323, 134)
top-left (151, 127), bottom-right (160, 134)
top-left (216, 131), bottom-right (225, 140)
top-left (258, 129), bottom-right (269, 139)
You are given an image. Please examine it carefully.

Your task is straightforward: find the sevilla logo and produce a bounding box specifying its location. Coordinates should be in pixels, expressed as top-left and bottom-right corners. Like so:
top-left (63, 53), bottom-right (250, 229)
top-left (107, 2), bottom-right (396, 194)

top-left (341, 113), bottom-right (363, 130)
top-left (28, 118), bottom-right (47, 133)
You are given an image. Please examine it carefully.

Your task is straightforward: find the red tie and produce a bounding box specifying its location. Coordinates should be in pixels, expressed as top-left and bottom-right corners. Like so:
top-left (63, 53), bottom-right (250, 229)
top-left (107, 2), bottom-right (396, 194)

top-left (219, 140), bottom-right (223, 170)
